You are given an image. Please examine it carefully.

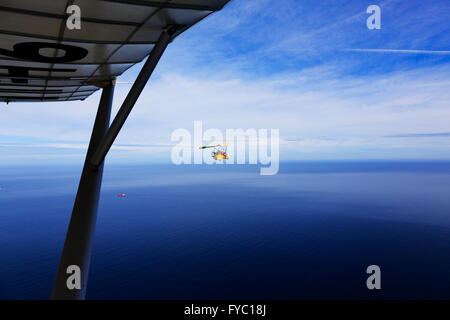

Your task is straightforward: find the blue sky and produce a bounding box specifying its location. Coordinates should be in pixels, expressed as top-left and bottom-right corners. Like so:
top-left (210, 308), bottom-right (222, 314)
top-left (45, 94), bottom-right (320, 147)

top-left (1, 0), bottom-right (450, 165)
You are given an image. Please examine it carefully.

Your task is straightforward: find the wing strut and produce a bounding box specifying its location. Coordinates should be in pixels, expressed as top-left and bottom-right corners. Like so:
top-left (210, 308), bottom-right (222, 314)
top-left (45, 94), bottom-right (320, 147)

top-left (51, 28), bottom-right (173, 300)
top-left (51, 81), bottom-right (115, 300)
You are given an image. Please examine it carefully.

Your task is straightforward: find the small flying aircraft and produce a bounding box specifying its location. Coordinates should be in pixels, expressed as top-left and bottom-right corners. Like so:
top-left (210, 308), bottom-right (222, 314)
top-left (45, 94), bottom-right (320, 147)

top-left (199, 143), bottom-right (230, 161)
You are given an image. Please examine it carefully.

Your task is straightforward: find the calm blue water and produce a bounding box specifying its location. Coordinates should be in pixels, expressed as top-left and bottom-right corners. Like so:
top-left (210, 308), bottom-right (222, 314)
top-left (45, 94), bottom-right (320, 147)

top-left (1, 162), bottom-right (450, 299)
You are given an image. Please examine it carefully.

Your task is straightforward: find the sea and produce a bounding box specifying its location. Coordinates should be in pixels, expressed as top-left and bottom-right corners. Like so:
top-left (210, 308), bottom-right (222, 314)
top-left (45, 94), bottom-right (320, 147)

top-left (1, 161), bottom-right (449, 299)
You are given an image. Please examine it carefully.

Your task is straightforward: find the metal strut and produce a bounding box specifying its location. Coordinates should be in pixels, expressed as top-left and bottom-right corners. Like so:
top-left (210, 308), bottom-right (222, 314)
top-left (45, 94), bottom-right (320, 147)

top-left (51, 81), bottom-right (115, 300)
top-left (90, 30), bottom-right (171, 167)
top-left (51, 29), bottom-right (172, 300)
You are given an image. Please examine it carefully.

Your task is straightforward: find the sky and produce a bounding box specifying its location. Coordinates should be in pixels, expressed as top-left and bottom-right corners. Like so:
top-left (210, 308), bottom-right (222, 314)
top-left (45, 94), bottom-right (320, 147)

top-left (1, 0), bottom-right (450, 166)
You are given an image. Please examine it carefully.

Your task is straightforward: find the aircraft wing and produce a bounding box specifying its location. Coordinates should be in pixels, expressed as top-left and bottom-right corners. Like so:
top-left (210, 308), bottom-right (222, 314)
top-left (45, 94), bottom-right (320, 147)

top-left (0, 0), bottom-right (230, 102)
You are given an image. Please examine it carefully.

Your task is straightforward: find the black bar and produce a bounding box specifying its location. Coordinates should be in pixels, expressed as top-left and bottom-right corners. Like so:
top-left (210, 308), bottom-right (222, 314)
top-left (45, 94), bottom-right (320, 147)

top-left (0, 29), bottom-right (158, 45)
top-left (90, 30), bottom-right (170, 167)
top-left (51, 81), bottom-right (115, 300)
top-left (1, 300), bottom-right (447, 317)
top-left (0, 5), bottom-right (141, 26)
top-left (103, 0), bottom-right (224, 11)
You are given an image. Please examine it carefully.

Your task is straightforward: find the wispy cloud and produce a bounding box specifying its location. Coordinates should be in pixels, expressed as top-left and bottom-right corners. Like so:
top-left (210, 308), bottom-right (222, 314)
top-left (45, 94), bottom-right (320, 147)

top-left (2, 63), bottom-right (450, 162)
top-left (386, 132), bottom-right (450, 138)
top-left (346, 49), bottom-right (450, 55)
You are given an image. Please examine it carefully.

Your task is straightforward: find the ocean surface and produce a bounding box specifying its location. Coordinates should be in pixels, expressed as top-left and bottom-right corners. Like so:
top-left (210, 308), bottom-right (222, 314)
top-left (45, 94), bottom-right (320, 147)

top-left (0, 161), bottom-right (449, 299)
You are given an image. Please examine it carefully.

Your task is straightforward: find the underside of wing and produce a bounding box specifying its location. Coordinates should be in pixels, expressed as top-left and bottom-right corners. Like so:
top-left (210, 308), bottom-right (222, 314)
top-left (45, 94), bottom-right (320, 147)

top-left (0, 0), bottom-right (230, 102)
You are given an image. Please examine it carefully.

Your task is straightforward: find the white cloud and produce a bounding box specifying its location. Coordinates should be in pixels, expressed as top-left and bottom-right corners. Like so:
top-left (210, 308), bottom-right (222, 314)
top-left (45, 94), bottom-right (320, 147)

top-left (1, 63), bottom-right (450, 163)
top-left (346, 49), bottom-right (450, 55)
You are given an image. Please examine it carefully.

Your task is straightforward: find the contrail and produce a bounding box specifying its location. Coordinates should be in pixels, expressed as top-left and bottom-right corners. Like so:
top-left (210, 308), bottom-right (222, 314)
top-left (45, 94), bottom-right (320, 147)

top-left (346, 48), bottom-right (450, 55)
